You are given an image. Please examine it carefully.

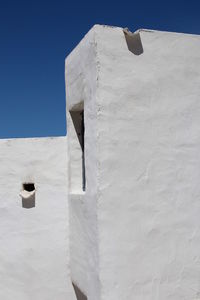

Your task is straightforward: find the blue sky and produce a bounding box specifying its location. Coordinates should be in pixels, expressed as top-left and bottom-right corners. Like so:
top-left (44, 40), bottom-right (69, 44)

top-left (0, 0), bottom-right (200, 138)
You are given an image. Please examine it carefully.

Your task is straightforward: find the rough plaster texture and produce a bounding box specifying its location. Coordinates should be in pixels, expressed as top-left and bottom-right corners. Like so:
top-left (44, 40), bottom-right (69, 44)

top-left (66, 25), bottom-right (200, 300)
top-left (0, 137), bottom-right (76, 300)
top-left (66, 27), bottom-right (99, 300)
top-left (1, 24), bottom-right (200, 300)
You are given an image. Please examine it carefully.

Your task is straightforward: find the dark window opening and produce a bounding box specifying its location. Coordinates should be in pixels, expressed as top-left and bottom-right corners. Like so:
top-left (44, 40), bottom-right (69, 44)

top-left (23, 183), bottom-right (35, 192)
top-left (70, 110), bottom-right (86, 191)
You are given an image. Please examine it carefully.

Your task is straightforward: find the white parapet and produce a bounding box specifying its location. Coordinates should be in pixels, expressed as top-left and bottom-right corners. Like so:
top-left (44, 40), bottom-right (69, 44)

top-left (66, 25), bottom-right (200, 300)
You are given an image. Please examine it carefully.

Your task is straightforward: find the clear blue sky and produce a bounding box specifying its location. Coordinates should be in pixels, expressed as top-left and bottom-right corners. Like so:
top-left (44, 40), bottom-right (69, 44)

top-left (0, 0), bottom-right (200, 138)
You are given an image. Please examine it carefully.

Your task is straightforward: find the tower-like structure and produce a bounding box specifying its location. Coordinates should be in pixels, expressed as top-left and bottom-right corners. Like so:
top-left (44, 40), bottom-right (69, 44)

top-left (0, 24), bottom-right (200, 300)
top-left (66, 25), bottom-right (200, 300)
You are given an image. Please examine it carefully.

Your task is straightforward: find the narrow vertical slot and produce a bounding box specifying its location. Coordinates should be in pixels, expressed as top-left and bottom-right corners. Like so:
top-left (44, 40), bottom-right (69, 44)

top-left (70, 108), bottom-right (86, 192)
top-left (81, 111), bottom-right (86, 191)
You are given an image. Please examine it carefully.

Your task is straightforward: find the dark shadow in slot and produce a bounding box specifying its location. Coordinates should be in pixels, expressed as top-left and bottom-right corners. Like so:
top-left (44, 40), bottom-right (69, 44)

top-left (72, 282), bottom-right (87, 300)
top-left (123, 29), bottom-right (143, 55)
top-left (70, 110), bottom-right (86, 191)
top-left (23, 183), bottom-right (35, 192)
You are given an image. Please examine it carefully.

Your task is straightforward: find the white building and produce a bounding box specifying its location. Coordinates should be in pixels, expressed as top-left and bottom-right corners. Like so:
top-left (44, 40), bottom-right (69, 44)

top-left (1, 25), bottom-right (200, 300)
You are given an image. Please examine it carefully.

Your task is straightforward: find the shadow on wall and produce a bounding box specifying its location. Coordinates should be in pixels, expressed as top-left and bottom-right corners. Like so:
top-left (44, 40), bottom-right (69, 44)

top-left (123, 28), bottom-right (144, 55)
top-left (72, 283), bottom-right (87, 300)
top-left (69, 109), bottom-right (86, 191)
top-left (22, 193), bottom-right (35, 208)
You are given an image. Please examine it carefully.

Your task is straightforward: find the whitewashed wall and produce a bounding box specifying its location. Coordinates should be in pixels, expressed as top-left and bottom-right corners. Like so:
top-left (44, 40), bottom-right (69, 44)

top-left (66, 25), bottom-right (200, 300)
top-left (96, 26), bottom-right (200, 300)
top-left (0, 137), bottom-right (76, 300)
top-left (66, 27), bottom-right (99, 300)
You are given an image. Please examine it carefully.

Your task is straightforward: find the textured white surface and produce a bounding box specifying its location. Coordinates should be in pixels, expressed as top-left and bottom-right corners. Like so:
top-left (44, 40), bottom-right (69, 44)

top-left (1, 24), bottom-right (199, 300)
top-left (0, 137), bottom-right (76, 300)
top-left (66, 25), bottom-right (200, 300)
top-left (66, 26), bottom-right (100, 300)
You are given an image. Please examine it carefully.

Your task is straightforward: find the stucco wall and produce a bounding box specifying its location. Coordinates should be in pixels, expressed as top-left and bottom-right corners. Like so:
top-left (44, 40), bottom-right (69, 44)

top-left (0, 137), bottom-right (76, 300)
top-left (97, 26), bottom-right (200, 300)
top-left (66, 25), bottom-right (200, 300)
top-left (66, 27), bottom-right (99, 300)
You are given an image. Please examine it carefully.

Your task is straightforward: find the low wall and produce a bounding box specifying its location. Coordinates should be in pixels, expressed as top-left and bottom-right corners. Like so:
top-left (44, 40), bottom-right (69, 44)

top-left (0, 136), bottom-right (76, 300)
